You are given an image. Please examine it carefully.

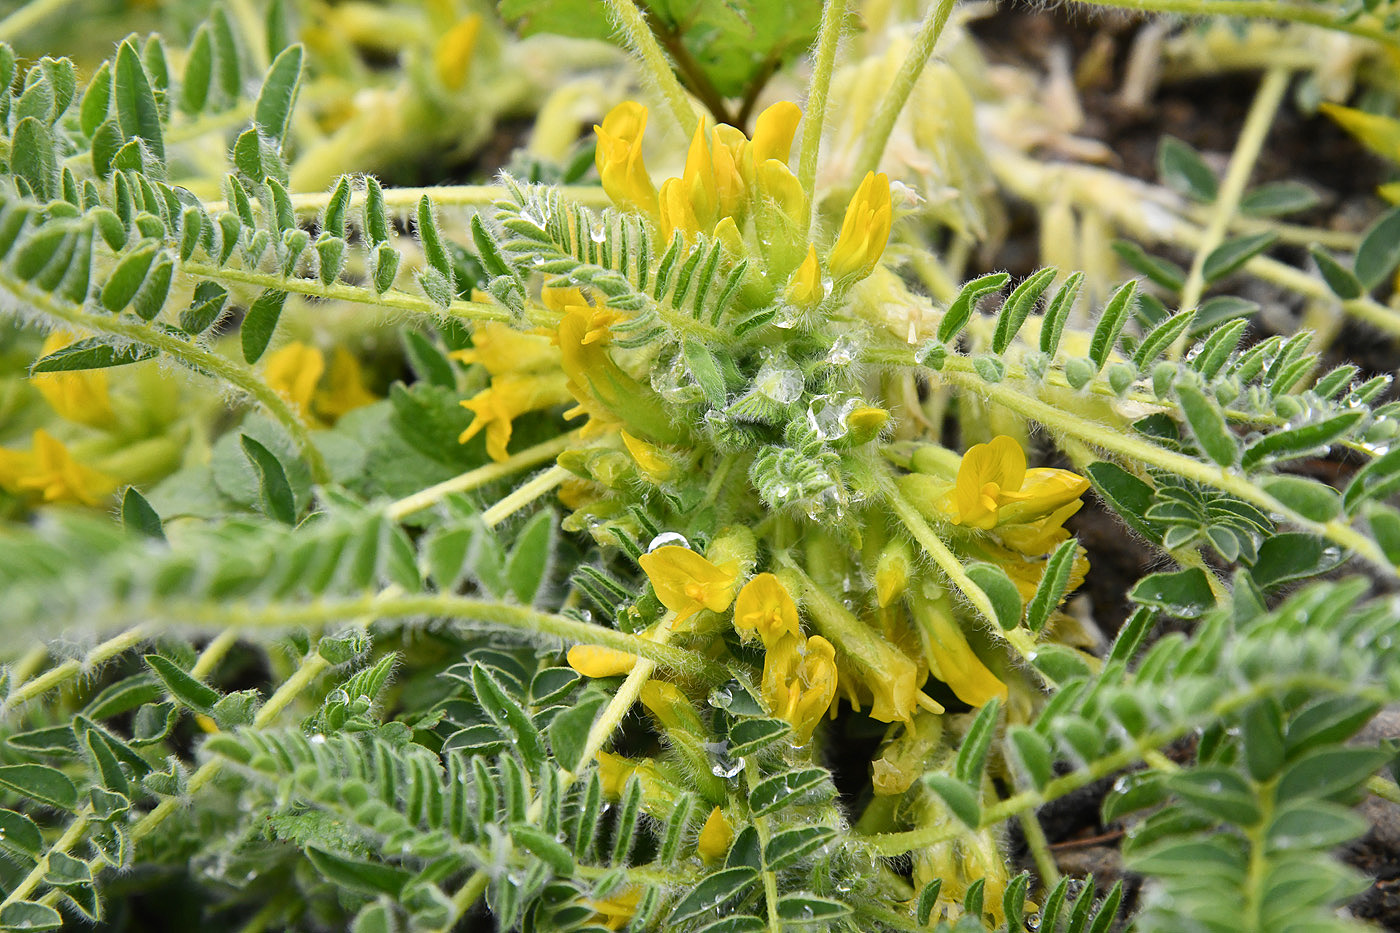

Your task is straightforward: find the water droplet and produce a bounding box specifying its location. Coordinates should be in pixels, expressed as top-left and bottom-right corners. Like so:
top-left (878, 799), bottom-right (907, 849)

top-left (648, 532), bottom-right (690, 552)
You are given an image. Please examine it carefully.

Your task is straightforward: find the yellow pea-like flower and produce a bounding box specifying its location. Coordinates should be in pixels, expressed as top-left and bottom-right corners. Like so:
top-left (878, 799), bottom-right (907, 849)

top-left (750, 101), bottom-right (802, 166)
top-left (828, 171), bottom-right (893, 283)
top-left (732, 572), bottom-right (802, 646)
top-left (587, 887), bottom-right (642, 931)
top-left (264, 342), bottom-right (326, 419)
top-left (942, 435), bottom-right (1089, 530)
top-left (620, 430), bottom-right (675, 483)
top-left (315, 347), bottom-right (380, 422)
top-left (0, 429), bottom-right (116, 506)
top-left (874, 540), bottom-right (912, 608)
top-left (567, 644), bottom-right (638, 678)
top-left (697, 806), bottom-right (734, 862)
top-left (638, 545), bottom-right (740, 624)
top-left (761, 633), bottom-right (838, 744)
top-left (910, 590), bottom-right (1008, 708)
top-left (457, 372), bottom-right (571, 461)
top-left (594, 101), bottom-right (658, 214)
top-left (450, 321), bottom-right (561, 375)
top-left (786, 245), bottom-right (823, 308)
top-left (709, 124), bottom-right (749, 221)
top-left (433, 13), bottom-right (481, 91)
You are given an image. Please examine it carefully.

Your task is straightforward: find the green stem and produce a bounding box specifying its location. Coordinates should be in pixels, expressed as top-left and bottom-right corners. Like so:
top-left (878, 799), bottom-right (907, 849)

top-left (180, 261), bottom-right (509, 326)
top-left (481, 465), bottom-right (571, 528)
top-left (861, 672), bottom-right (1373, 855)
top-left (1176, 67), bottom-right (1290, 334)
top-left (850, 0), bottom-right (957, 182)
top-left (152, 593), bottom-right (724, 681)
top-left (603, 0), bottom-right (700, 135)
top-left (2, 626), bottom-right (149, 713)
top-left (0, 273), bottom-right (331, 484)
top-left (936, 366), bottom-right (1395, 578)
top-left (797, 0), bottom-right (850, 219)
top-left (386, 431), bottom-right (580, 520)
top-left (886, 486), bottom-right (1042, 666)
top-left (1070, 0), bottom-right (1400, 49)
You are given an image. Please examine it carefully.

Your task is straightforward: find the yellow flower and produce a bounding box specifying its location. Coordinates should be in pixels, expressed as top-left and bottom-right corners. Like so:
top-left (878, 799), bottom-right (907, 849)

top-left (458, 372), bottom-right (571, 461)
top-left (997, 500), bottom-right (1083, 556)
top-left (942, 436), bottom-right (1089, 531)
top-left (434, 13), bottom-right (481, 91)
top-left (264, 342), bottom-right (325, 419)
top-left (0, 429), bottom-right (116, 506)
top-left (749, 101), bottom-right (802, 166)
top-left (620, 430), bottom-right (674, 482)
top-left (786, 245), bottom-right (823, 308)
top-left (567, 644), bottom-right (637, 678)
top-left (709, 125), bottom-right (749, 220)
top-left (594, 102), bottom-right (658, 214)
top-left (30, 333), bottom-right (116, 430)
top-left (637, 545), bottom-right (740, 624)
top-left (595, 751), bottom-right (682, 804)
top-left (315, 347), bottom-right (379, 421)
top-left (910, 589), bottom-right (1007, 708)
top-left (844, 406), bottom-right (889, 445)
top-left (697, 806), bottom-right (734, 862)
top-left (874, 540), bottom-right (912, 608)
top-left (732, 572), bottom-right (801, 646)
top-left (828, 171), bottom-right (893, 283)
top-left (761, 633), bottom-right (838, 744)
top-left (450, 321), bottom-right (560, 375)
top-left (586, 887), bottom-right (642, 931)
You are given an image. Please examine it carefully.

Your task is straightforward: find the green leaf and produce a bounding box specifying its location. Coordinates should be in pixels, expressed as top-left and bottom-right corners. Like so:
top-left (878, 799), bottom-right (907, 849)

top-left (683, 338), bottom-right (727, 408)
top-left (144, 653), bottom-right (220, 712)
top-left (506, 510), bottom-right (554, 604)
top-left (955, 697), bottom-right (1001, 785)
top-left (0, 764), bottom-right (77, 811)
top-left (0, 809), bottom-right (43, 857)
top-left (1285, 695), bottom-right (1380, 757)
top-left (775, 895), bottom-right (850, 922)
top-left (1266, 800), bottom-right (1368, 853)
top-left (1354, 206), bottom-right (1400, 290)
top-left (939, 272), bottom-right (1008, 343)
top-left (416, 195), bottom-right (456, 283)
top-left (548, 693), bottom-right (604, 771)
top-left (1128, 837), bottom-right (1246, 880)
top-left (1249, 533), bottom-right (1342, 590)
top-left (114, 39), bottom-right (164, 161)
top-left (728, 718), bottom-right (791, 758)
top-left (993, 267), bottom-right (1057, 353)
top-left (240, 434), bottom-right (297, 524)
top-left (1241, 411), bottom-right (1363, 472)
top-left (1240, 181), bottom-right (1319, 217)
top-left (1276, 747), bottom-right (1389, 804)
top-left (181, 26), bottom-right (213, 114)
top-left (1026, 538), bottom-right (1079, 632)
top-left (306, 847), bottom-right (411, 897)
top-left (471, 664), bottom-right (546, 769)
top-left (1102, 771), bottom-right (1168, 823)
top-left (924, 774), bottom-right (980, 828)
top-left (1168, 767), bottom-right (1260, 825)
top-left (132, 254), bottom-right (173, 320)
top-left (764, 826), bottom-right (836, 871)
top-left (1128, 568), bottom-right (1215, 618)
top-left (965, 563), bottom-right (1022, 631)
top-left (916, 880), bottom-right (942, 927)
top-left (1089, 280), bottom-right (1137, 372)
top-left (31, 337), bottom-right (157, 373)
top-left (1369, 503), bottom-right (1400, 564)
top-left (255, 44), bottom-right (302, 146)
top-left (1085, 461), bottom-right (1161, 542)
top-left (1310, 245), bottom-right (1364, 300)
top-left (179, 280), bottom-right (229, 335)
top-left (509, 824), bottom-right (574, 875)
top-left (1158, 135), bottom-right (1218, 201)
top-left (1111, 240), bottom-right (1186, 292)
top-left (1133, 308), bottom-right (1195, 368)
top-left (11, 117), bottom-right (57, 200)
top-left (1175, 380), bottom-right (1237, 467)
top-left (1008, 725), bottom-right (1054, 791)
top-left (402, 330), bottom-right (456, 388)
top-left (1203, 232), bottom-right (1277, 284)
top-left (668, 867), bottom-right (759, 924)
top-left (241, 288), bottom-right (287, 363)
top-left (0, 902), bottom-right (63, 930)
top-left (1261, 476), bottom-right (1341, 522)
top-left (1241, 698), bottom-right (1285, 782)
top-left (1040, 271), bottom-right (1084, 356)
top-left (371, 243), bottom-right (400, 293)
top-left (121, 487), bottom-right (164, 538)
top-left (749, 768), bottom-right (828, 817)
top-left (1031, 644), bottom-right (1093, 682)
top-left (100, 242), bottom-right (157, 312)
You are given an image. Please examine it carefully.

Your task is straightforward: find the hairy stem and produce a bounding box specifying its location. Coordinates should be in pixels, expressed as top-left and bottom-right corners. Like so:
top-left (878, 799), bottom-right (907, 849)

top-left (798, 0), bottom-right (851, 222)
top-left (1070, 0), bottom-right (1400, 49)
top-left (851, 0), bottom-right (958, 182)
top-left (386, 432), bottom-right (580, 520)
top-left (604, 0), bottom-right (700, 134)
